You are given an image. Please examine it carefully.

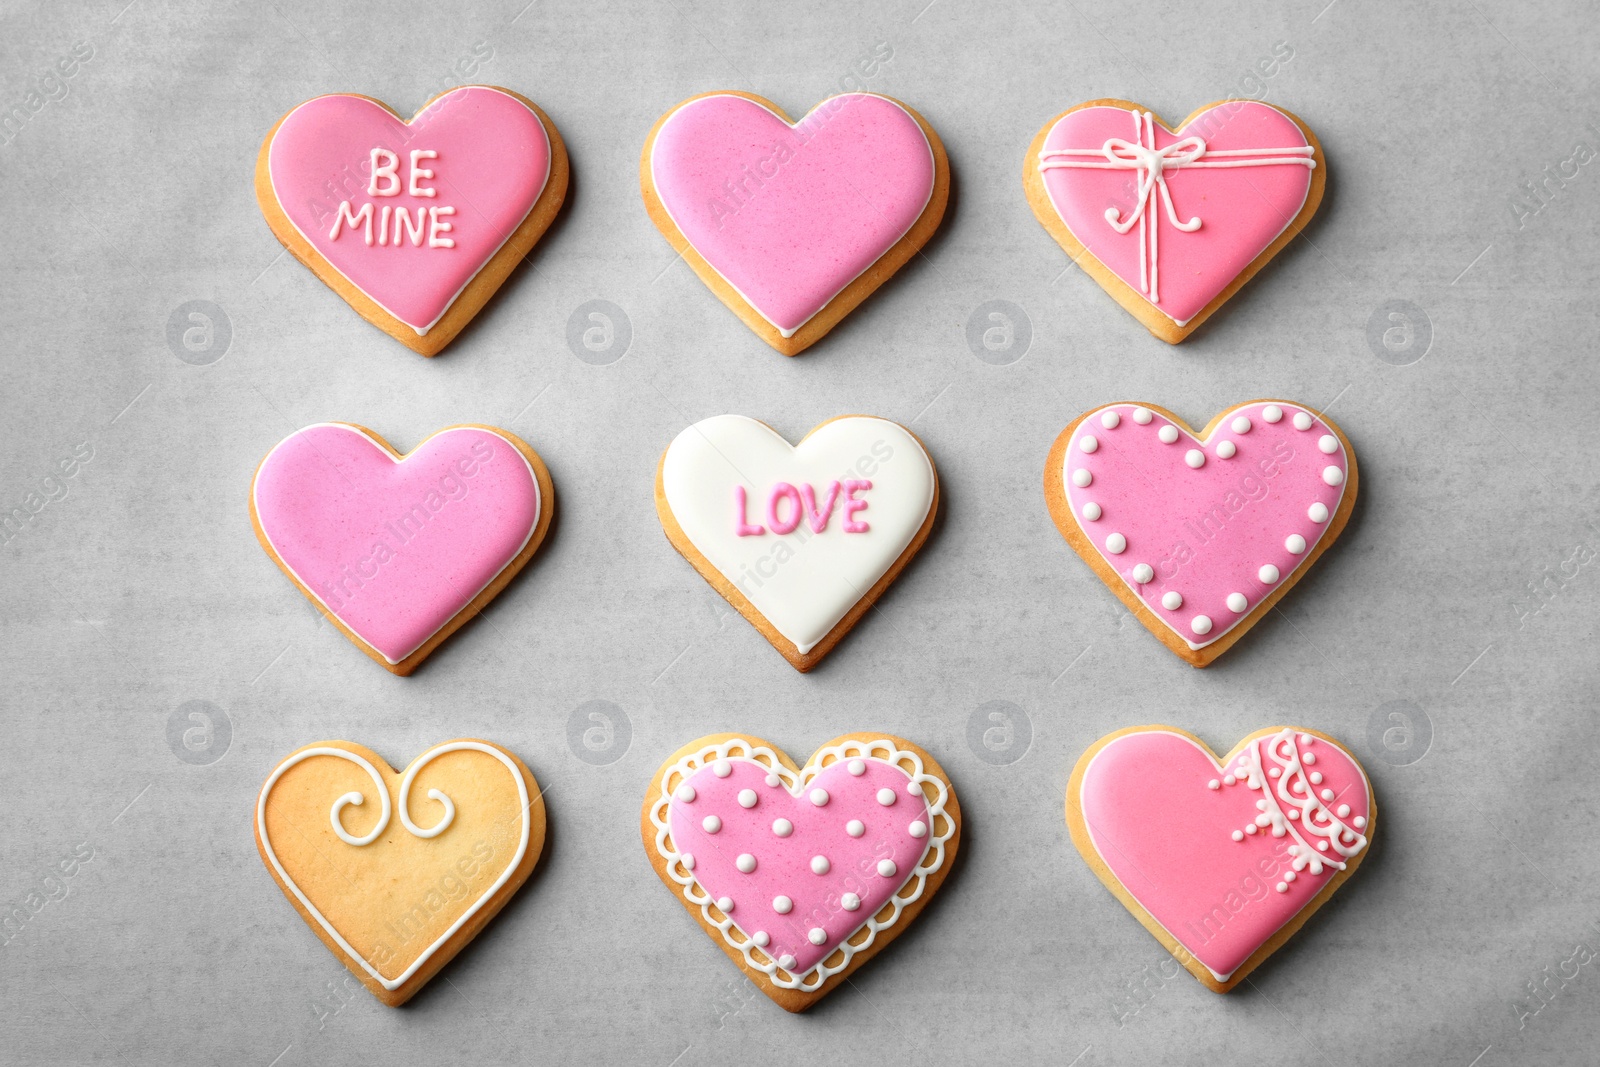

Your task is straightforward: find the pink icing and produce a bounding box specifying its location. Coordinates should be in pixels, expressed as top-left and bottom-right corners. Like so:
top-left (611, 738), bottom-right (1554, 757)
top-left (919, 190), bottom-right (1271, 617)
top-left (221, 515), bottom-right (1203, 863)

top-left (1040, 103), bottom-right (1313, 325)
top-left (267, 87), bottom-right (551, 334)
top-left (1079, 729), bottom-right (1371, 981)
top-left (734, 486), bottom-right (764, 536)
top-left (767, 483), bottom-right (802, 535)
top-left (800, 482), bottom-right (842, 533)
top-left (252, 424), bottom-right (540, 664)
top-left (668, 756), bottom-right (930, 977)
top-left (841, 479), bottom-right (872, 533)
top-left (649, 93), bottom-right (935, 336)
top-left (1064, 403), bottom-right (1348, 649)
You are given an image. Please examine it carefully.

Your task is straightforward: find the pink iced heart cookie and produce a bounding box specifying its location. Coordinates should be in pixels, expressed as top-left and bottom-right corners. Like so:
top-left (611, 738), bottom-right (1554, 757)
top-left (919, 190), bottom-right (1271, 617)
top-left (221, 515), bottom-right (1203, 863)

top-left (642, 91), bottom-right (949, 355)
top-left (250, 423), bottom-right (553, 675)
top-left (1068, 726), bottom-right (1375, 992)
top-left (643, 733), bottom-right (960, 1012)
top-left (257, 86), bottom-right (568, 355)
top-left (1025, 99), bottom-right (1324, 343)
top-left (1045, 400), bottom-right (1356, 667)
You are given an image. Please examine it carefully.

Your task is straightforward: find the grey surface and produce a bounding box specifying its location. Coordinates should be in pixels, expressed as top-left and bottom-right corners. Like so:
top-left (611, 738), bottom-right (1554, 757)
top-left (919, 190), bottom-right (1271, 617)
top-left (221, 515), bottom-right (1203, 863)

top-left (1, 0), bottom-right (1597, 1063)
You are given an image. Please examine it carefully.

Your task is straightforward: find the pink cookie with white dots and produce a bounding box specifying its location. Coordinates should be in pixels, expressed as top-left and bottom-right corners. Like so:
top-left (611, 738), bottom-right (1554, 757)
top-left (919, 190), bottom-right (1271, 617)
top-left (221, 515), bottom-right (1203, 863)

top-left (642, 733), bottom-right (960, 1012)
top-left (1045, 400), bottom-right (1357, 666)
top-left (1068, 726), bottom-right (1375, 992)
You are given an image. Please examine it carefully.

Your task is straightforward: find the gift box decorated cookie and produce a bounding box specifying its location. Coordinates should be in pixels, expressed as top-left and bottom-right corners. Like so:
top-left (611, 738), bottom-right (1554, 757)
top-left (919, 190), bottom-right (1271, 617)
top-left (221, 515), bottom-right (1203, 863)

top-left (1025, 99), bottom-right (1324, 342)
top-left (642, 91), bottom-right (949, 354)
top-left (256, 86), bottom-right (569, 354)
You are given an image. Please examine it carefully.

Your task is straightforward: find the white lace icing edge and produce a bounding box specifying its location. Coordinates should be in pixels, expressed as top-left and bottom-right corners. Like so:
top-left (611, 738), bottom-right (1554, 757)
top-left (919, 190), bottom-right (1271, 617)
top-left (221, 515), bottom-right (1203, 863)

top-left (648, 737), bottom-right (952, 991)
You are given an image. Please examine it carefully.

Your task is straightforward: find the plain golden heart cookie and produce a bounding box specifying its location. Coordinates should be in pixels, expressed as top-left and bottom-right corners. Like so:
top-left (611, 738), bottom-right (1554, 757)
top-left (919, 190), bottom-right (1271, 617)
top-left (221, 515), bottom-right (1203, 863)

top-left (256, 739), bottom-right (545, 1006)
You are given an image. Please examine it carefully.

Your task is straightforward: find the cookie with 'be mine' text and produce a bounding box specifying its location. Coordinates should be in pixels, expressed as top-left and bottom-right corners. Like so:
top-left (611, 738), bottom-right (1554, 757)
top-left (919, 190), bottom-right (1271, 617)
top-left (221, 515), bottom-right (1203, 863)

top-left (642, 91), bottom-right (949, 354)
top-left (643, 733), bottom-right (959, 1011)
top-left (257, 86), bottom-right (568, 354)
top-left (250, 422), bottom-right (553, 675)
top-left (655, 414), bottom-right (938, 671)
top-left (1045, 400), bottom-right (1355, 666)
top-left (257, 739), bottom-right (546, 1006)
top-left (1068, 726), bottom-right (1374, 991)
top-left (1025, 99), bottom-right (1323, 342)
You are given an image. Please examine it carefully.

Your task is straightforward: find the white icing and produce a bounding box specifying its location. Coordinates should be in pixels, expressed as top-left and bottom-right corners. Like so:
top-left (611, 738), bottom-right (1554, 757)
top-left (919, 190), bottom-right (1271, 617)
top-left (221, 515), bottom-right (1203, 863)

top-left (712, 759), bottom-right (732, 777)
top-left (1132, 407), bottom-right (1153, 424)
top-left (1262, 405), bottom-right (1283, 423)
top-left (256, 741), bottom-right (531, 992)
top-left (772, 818), bottom-right (793, 837)
top-left (682, 853), bottom-right (696, 870)
top-left (1131, 564), bottom-right (1154, 584)
top-left (909, 820), bottom-right (927, 838)
top-left (1286, 534), bottom-right (1307, 554)
top-left (717, 896), bottom-right (734, 912)
top-left (675, 784), bottom-right (696, 803)
top-left (842, 893), bottom-right (861, 911)
top-left (752, 931), bottom-right (769, 947)
top-left (876, 788), bottom-right (897, 806)
top-left (1318, 435), bottom-right (1338, 454)
top-left (1080, 435), bottom-right (1099, 453)
top-left (877, 860), bottom-right (898, 877)
top-left (737, 788), bottom-right (758, 808)
top-left (1216, 441), bottom-right (1236, 459)
top-left (1309, 502), bottom-right (1330, 523)
top-left (659, 415), bottom-right (936, 655)
top-left (408, 150), bottom-right (438, 198)
top-left (846, 819), bottom-right (865, 837)
top-left (778, 954), bottom-right (796, 970)
top-left (1293, 412), bottom-right (1313, 430)
top-left (1226, 593), bottom-right (1248, 613)
top-left (1259, 564), bottom-right (1280, 583)
top-left (702, 815), bottom-right (722, 833)
top-left (1082, 501), bottom-right (1102, 521)
top-left (1322, 466), bottom-right (1344, 486)
top-left (1191, 615), bottom-right (1213, 635)
top-left (736, 853), bottom-right (757, 873)
top-left (1106, 533), bottom-right (1127, 554)
top-left (847, 759), bottom-right (866, 776)
top-left (1162, 591), bottom-right (1183, 610)
top-left (1232, 416), bottom-right (1251, 434)
top-left (1185, 449), bottom-right (1205, 469)
top-left (773, 895), bottom-right (793, 914)
top-left (808, 928), bottom-right (827, 945)
top-left (809, 788), bottom-right (830, 807)
top-left (1073, 468), bottom-right (1093, 488)
top-left (1101, 411), bottom-right (1121, 429)
top-left (811, 855), bottom-right (831, 875)
top-left (1158, 425), bottom-right (1179, 444)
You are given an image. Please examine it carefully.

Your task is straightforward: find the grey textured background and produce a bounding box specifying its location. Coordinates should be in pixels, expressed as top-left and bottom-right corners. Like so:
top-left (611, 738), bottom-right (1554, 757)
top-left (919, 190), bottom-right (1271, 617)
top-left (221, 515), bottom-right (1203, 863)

top-left (2, 0), bottom-right (1597, 1064)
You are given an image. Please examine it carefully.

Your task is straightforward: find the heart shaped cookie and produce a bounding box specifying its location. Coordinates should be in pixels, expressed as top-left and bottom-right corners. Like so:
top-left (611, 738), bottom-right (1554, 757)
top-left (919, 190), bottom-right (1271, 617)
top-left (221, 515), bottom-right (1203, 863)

top-left (655, 415), bottom-right (938, 671)
top-left (642, 92), bottom-right (949, 355)
top-left (257, 86), bottom-right (568, 355)
top-left (1068, 726), bottom-right (1374, 992)
top-left (1025, 99), bottom-right (1324, 342)
top-left (250, 423), bottom-right (553, 675)
top-left (256, 739), bottom-right (545, 1006)
top-left (642, 733), bottom-right (959, 1011)
top-left (1044, 401), bottom-right (1355, 666)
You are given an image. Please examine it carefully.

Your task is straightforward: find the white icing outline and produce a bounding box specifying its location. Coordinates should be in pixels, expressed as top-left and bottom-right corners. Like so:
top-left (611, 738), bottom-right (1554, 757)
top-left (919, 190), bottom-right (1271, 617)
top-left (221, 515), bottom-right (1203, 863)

top-left (257, 741), bottom-right (532, 992)
top-left (1078, 728), bottom-right (1372, 982)
top-left (1064, 402), bottom-right (1347, 650)
top-left (1037, 102), bottom-right (1314, 326)
top-left (252, 423), bottom-right (541, 665)
top-left (267, 86), bottom-right (553, 336)
top-left (649, 737), bottom-right (952, 991)
top-left (649, 92), bottom-right (936, 339)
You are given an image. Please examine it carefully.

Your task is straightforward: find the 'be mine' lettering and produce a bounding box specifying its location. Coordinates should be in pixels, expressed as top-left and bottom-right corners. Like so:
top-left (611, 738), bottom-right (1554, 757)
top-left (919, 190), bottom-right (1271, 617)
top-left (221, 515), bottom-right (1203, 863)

top-left (734, 481), bottom-right (871, 536)
top-left (328, 148), bottom-right (457, 248)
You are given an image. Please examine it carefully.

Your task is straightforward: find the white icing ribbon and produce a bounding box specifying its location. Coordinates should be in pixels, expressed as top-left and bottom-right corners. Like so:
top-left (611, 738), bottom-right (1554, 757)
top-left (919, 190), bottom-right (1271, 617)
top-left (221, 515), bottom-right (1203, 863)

top-left (1235, 729), bottom-right (1366, 877)
top-left (1038, 109), bottom-right (1316, 304)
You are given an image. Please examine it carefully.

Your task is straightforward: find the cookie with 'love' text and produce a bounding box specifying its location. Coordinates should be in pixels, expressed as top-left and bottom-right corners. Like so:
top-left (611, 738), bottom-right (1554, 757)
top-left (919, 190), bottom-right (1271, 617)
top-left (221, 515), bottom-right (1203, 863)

top-left (643, 732), bottom-right (959, 1011)
top-left (655, 414), bottom-right (938, 671)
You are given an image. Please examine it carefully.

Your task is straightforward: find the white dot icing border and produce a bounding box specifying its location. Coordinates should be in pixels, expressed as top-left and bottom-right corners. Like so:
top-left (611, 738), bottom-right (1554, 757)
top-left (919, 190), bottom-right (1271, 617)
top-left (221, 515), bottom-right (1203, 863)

top-left (1062, 401), bottom-right (1350, 651)
top-left (649, 737), bottom-right (953, 992)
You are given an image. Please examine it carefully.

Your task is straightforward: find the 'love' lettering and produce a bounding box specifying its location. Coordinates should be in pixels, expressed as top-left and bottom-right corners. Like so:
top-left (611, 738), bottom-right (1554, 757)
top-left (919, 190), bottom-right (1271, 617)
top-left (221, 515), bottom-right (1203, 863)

top-left (734, 481), bottom-right (871, 536)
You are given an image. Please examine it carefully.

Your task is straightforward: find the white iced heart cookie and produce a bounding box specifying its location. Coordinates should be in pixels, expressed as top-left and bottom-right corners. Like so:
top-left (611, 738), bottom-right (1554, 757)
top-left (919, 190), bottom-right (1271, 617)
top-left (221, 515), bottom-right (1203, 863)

top-left (655, 415), bottom-right (938, 671)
